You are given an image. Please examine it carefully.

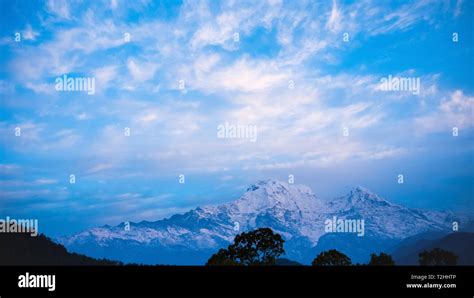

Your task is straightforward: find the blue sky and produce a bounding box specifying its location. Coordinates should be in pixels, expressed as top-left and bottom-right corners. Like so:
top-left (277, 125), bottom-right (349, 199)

top-left (0, 0), bottom-right (473, 236)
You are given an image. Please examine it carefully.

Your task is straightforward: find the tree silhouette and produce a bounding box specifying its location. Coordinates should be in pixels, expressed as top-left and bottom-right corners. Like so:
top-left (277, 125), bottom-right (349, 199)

top-left (205, 248), bottom-right (239, 266)
top-left (368, 252), bottom-right (395, 266)
top-left (206, 228), bottom-right (285, 266)
top-left (419, 248), bottom-right (458, 266)
top-left (312, 249), bottom-right (352, 266)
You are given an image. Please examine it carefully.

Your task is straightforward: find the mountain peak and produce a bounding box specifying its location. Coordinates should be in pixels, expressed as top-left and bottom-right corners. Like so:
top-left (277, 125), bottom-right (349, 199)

top-left (246, 179), bottom-right (285, 192)
top-left (347, 186), bottom-right (389, 204)
top-left (236, 179), bottom-right (318, 213)
top-left (353, 185), bottom-right (371, 193)
top-left (245, 179), bottom-right (314, 196)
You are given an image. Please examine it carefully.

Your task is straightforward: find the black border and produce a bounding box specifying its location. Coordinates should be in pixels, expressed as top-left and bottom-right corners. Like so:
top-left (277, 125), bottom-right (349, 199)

top-left (0, 265), bottom-right (473, 297)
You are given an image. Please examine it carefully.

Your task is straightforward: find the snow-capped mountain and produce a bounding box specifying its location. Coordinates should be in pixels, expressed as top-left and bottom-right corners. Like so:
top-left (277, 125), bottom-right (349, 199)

top-left (57, 180), bottom-right (469, 264)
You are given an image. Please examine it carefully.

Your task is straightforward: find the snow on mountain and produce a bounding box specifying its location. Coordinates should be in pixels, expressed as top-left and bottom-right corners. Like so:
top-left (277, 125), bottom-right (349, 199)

top-left (57, 180), bottom-right (470, 265)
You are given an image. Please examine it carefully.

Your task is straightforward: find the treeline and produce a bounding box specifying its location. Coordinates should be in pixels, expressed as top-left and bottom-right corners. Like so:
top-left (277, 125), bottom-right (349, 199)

top-left (206, 228), bottom-right (459, 266)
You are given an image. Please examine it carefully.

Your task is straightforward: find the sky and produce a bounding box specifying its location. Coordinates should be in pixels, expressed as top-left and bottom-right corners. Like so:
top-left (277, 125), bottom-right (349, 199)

top-left (0, 0), bottom-right (473, 237)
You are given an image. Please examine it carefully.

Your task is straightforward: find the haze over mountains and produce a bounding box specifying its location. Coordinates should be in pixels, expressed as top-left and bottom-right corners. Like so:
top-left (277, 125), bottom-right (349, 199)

top-left (58, 180), bottom-right (471, 265)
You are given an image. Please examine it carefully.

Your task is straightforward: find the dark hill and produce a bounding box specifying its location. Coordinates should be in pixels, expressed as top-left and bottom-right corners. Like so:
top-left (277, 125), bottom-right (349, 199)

top-left (392, 232), bottom-right (474, 265)
top-left (275, 258), bottom-right (303, 266)
top-left (0, 232), bottom-right (122, 266)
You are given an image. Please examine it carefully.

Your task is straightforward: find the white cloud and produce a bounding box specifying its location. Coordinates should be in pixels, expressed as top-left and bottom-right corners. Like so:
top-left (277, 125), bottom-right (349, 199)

top-left (368, 1), bottom-right (438, 36)
top-left (454, 0), bottom-right (463, 17)
top-left (127, 58), bottom-right (158, 82)
top-left (76, 113), bottom-right (89, 120)
top-left (22, 25), bottom-right (39, 41)
top-left (188, 0), bottom-right (283, 50)
top-left (35, 179), bottom-right (58, 185)
top-left (0, 189), bottom-right (54, 201)
top-left (184, 56), bottom-right (289, 93)
top-left (111, 0), bottom-right (118, 10)
top-left (24, 82), bottom-right (54, 94)
top-left (221, 175), bottom-right (233, 181)
top-left (0, 164), bottom-right (20, 174)
top-left (415, 90), bottom-right (474, 134)
top-left (93, 65), bottom-right (118, 91)
top-left (138, 113), bottom-right (159, 123)
top-left (190, 11), bottom-right (242, 50)
top-left (86, 163), bottom-right (115, 174)
top-left (245, 145), bottom-right (408, 170)
top-left (12, 20), bottom-right (126, 81)
top-left (326, 0), bottom-right (342, 33)
top-left (46, 0), bottom-right (71, 19)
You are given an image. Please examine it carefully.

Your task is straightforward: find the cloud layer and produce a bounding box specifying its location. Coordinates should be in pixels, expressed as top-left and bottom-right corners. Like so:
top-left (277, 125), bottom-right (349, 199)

top-left (0, 0), bottom-right (473, 236)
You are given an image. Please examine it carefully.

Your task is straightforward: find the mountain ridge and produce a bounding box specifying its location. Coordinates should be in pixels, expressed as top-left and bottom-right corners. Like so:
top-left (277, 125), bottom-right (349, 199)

top-left (57, 180), bottom-right (471, 265)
